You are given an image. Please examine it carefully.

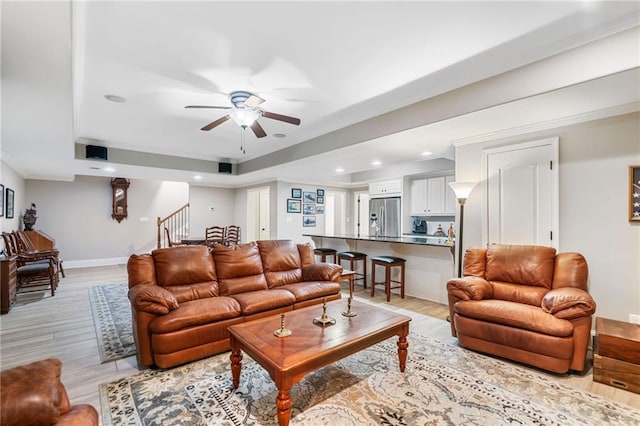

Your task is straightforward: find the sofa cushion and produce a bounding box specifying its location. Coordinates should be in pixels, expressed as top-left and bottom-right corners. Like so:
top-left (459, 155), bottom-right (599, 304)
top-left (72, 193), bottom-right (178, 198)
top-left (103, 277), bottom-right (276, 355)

top-left (213, 242), bottom-right (268, 295)
top-left (258, 240), bottom-right (303, 288)
top-left (280, 281), bottom-right (341, 303)
top-left (152, 246), bottom-right (217, 289)
top-left (165, 282), bottom-right (218, 303)
top-left (485, 244), bottom-right (556, 289)
top-left (297, 243), bottom-right (316, 267)
top-left (454, 299), bottom-right (574, 337)
top-left (490, 281), bottom-right (548, 307)
top-left (127, 254), bottom-right (157, 287)
top-left (230, 289), bottom-right (296, 315)
top-left (150, 297), bottom-right (241, 334)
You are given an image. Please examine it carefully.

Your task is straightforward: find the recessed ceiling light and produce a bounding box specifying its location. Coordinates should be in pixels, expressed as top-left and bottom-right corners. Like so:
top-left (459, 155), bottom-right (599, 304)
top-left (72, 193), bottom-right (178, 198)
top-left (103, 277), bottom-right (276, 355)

top-left (89, 166), bottom-right (100, 170)
top-left (372, 160), bottom-right (382, 166)
top-left (421, 151), bottom-right (433, 156)
top-left (336, 167), bottom-right (345, 173)
top-left (104, 94), bottom-right (126, 103)
top-left (273, 133), bottom-right (286, 138)
top-left (193, 175), bottom-right (203, 180)
top-left (104, 167), bottom-right (115, 172)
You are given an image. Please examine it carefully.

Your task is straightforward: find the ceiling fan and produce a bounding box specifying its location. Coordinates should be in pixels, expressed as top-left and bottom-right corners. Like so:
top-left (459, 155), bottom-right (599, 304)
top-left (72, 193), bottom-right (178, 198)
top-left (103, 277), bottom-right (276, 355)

top-left (185, 91), bottom-right (301, 139)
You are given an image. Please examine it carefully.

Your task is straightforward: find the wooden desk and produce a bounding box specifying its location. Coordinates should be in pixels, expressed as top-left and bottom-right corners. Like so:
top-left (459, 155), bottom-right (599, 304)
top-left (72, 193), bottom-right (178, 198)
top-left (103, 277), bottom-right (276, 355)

top-left (228, 300), bottom-right (410, 426)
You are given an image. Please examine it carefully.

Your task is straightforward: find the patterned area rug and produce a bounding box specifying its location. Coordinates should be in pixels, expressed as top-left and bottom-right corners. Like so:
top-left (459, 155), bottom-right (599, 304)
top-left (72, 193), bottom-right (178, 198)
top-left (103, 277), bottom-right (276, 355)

top-left (89, 283), bottom-right (136, 363)
top-left (99, 334), bottom-right (640, 425)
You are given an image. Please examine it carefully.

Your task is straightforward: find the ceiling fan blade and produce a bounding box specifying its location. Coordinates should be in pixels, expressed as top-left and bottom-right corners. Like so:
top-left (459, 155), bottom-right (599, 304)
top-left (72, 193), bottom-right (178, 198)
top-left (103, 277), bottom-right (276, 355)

top-left (185, 105), bottom-right (231, 109)
top-left (201, 115), bottom-right (230, 131)
top-left (262, 111), bottom-right (301, 126)
top-left (250, 120), bottom-right (267, 138)
top-left (244, 95), bottom-right (265, 108)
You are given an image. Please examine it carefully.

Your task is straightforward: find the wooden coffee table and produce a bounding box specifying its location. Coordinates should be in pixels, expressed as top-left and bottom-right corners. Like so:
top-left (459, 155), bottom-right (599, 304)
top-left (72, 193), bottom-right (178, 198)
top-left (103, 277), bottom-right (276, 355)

top-left (228, 299), bottom-right (411, 426)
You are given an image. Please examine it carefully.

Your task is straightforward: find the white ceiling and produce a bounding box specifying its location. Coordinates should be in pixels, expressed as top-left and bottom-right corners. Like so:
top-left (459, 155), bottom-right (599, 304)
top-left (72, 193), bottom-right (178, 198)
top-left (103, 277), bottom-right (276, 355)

top-left (2, 1), bottom-right (639, 188)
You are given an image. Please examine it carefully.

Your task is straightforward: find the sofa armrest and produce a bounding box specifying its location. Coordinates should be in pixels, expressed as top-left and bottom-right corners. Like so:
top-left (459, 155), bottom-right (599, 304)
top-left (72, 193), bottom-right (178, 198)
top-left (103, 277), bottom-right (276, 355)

top-left (302, 263), bottom-right (343, 282)
top-left (541, 287), bottom-right (596, 320)
top-left (446, 276), bottom-right (493, 301)
top-left (128, 285), bottom-right (179, 315)
top-left (56, 405), bottom-right (99, 426)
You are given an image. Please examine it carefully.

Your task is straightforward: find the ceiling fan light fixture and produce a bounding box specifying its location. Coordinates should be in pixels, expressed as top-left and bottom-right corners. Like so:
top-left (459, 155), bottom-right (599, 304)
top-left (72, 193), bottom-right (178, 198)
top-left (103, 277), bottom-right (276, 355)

top-left (230, 109), bottom-right (260, 128)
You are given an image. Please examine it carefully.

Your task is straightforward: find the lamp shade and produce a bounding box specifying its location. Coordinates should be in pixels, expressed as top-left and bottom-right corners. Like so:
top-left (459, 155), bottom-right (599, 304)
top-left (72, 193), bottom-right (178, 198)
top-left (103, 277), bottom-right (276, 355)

top-left (230, 109), bottom-right (260, 128)
top-left (448, 181), bottom-right (476, 201)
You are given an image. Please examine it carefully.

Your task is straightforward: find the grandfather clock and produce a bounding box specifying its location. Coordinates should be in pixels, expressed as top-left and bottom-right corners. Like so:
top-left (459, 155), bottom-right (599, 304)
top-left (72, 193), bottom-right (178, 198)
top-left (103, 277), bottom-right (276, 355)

top-left (111, 178), bottom-right (130, 222)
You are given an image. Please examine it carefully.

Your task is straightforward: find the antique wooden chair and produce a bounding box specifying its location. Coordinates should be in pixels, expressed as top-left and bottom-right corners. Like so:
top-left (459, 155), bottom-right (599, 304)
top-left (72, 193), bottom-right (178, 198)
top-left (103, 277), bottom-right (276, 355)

top-left (164, 227), bottom-right (186, 248)
top-left (225, 225), bottom-right (240, 246)
top-left (1, 232), bottom-right (58, 296)
top-left (205, 226), bottom-right (226, 247)
top-left (16, 231), bottom-right (64, 278)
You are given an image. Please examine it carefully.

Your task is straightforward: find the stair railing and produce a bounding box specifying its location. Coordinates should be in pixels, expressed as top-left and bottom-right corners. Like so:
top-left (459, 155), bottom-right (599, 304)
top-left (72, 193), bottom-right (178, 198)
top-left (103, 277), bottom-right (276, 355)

top-left (157, 203), bottom-right (189, 249)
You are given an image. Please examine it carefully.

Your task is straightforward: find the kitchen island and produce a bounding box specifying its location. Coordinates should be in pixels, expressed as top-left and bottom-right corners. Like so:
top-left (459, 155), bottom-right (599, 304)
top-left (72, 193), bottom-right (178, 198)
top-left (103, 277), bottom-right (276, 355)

top-left (303, 233), bottom-right (455, 305)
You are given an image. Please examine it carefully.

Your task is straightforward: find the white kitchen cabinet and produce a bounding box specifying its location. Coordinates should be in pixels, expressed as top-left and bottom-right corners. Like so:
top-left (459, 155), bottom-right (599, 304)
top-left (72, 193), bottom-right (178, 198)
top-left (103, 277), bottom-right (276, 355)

top-left (369, 179), bottom-right (402, 198)
top-left (409, 175), bottom-right (456, 216)
top-left (410, 179), bottom-right (428, 215)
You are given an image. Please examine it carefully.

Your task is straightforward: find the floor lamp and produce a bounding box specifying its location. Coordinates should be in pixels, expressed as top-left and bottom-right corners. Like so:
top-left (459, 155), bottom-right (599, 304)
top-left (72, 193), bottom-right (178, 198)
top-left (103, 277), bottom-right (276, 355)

top-left (447, 182), bottom-right (476, 278)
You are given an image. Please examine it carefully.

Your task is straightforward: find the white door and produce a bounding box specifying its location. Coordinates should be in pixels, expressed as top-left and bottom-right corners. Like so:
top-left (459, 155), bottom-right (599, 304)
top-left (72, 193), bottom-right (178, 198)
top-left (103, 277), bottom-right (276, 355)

top-left (483, 137), bottom-right (558, 248)
top-left (246, 187), bottom-right (270, 241)
top-left (326, 190), bottom-right (347, 234)
top-left (354, 191), bottom-right (370, 235)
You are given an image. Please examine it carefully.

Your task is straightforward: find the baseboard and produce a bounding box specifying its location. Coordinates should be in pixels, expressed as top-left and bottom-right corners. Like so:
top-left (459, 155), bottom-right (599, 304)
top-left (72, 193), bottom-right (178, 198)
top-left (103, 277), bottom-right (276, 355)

top-left (64, 257), bottom-right (129, 269)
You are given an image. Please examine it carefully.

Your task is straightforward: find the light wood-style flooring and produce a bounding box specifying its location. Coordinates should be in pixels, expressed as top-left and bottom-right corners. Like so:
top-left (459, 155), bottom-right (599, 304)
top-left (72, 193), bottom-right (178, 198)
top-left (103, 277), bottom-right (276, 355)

top-left (1, 265), bottom-right (638, 426)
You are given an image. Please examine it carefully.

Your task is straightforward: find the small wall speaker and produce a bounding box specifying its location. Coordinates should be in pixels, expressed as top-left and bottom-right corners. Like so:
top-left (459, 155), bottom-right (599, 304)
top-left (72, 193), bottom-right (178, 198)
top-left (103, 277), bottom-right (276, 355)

top-left (218, 162), bottom-right (232, 174)
top-left (86, 145), bottom-right (108, 161)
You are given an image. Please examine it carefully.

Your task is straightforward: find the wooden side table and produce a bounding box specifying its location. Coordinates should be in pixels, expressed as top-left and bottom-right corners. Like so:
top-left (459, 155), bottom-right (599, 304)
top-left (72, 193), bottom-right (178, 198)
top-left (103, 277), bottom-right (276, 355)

top-left (1, 256), bottom-right (17, 314)
top-left (594, 317), bottom-right (640, 394)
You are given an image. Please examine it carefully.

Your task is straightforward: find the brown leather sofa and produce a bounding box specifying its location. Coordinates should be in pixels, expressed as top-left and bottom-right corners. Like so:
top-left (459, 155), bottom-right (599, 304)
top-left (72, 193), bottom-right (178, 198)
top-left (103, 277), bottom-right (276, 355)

top-left (0, 358), bottom-right (99, 426)
top-left (128, 240), bottom-right (343, 369)
top-left (447, 244), bottom-right (596, 374)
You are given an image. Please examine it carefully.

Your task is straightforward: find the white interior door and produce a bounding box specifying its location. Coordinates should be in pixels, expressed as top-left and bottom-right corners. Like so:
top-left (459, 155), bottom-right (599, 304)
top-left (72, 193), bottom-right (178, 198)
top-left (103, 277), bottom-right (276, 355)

top-left (483, 137), bottom-right (558, 248)
top-left (354, 191), bottom-right (370, 236)
top-left (258, 187), bottom-right (270, 240)
top-left (246, 186), bottom-right (270, 241)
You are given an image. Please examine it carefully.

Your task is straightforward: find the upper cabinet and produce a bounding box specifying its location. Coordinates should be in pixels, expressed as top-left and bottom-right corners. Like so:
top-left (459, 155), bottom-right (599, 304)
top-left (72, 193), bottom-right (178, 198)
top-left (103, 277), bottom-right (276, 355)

top-left (410, 175), bottom-right (456, 216)
top-left (369, 179), bottom-right (402, 198)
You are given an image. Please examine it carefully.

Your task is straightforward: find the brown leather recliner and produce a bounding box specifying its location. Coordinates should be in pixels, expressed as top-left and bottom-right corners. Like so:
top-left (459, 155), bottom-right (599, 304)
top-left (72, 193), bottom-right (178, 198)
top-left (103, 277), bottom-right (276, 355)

top-left (447, 244), bottom-right (596, 374)
top-left (0, 358), bottom-right (99, 426)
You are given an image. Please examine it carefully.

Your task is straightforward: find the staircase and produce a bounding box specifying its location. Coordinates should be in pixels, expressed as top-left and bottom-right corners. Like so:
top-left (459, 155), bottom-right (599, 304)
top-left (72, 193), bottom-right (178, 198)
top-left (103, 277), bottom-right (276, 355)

top-left (157, 203), bottom-right (189, 249)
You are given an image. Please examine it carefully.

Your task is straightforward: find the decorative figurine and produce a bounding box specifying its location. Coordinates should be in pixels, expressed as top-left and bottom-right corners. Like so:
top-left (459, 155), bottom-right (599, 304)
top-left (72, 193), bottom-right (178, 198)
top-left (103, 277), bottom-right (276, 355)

top-left (313, 297), bottom-right (336, 326)
top-left (446, 223), bottom-right (455, 246)
top-left (342, 296), bottom-right (357, 317)
top-left (274, 312), bottom-right (292, 337)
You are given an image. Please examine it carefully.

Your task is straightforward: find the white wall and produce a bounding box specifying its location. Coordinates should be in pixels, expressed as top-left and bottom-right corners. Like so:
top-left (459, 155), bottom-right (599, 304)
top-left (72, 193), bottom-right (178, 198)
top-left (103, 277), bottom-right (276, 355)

top-left (454, 112), bottom-right (640, 322)
top-left (25, 176), bottom-right (188, 265)
top-left (0, 160), bottom-right (26, 236)
top-left (189, 185), bottom-right (237, 237)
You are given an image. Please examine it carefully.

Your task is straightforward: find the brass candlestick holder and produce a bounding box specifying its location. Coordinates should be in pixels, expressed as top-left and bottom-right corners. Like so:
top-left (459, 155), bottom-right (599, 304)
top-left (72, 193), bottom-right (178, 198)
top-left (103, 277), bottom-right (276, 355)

top-left (313, 298), bottom-right (336, 326)
top-left (274, 312), bottom-right (292, 337)
top-left (342, 296), bottom-right (357, 317)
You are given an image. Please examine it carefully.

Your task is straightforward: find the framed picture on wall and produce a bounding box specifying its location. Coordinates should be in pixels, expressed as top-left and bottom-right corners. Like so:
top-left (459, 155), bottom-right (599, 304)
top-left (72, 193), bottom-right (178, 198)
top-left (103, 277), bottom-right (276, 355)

top-left (317, 189), bottom-right (324, 196)
top-left (291, 188), bottom-right (302, 199)
top-left (316, 196), bottom-right (324, 204)
top-left (303, 215), bottom-right (316, 227)
top-left (0, 184), bottom-right (4, 218)
top-left (303, 191), bottom-right (316, 203)
top-left (287, 199), bottom-right (301, 213)
top-left (5, 188), bottom-right (14, 219)
top-left (316, 205), bottom-right (325, 214)
top-left (630, 165), bottom-right (640, 221)
top-left (303, 203), bottom-right (316, 215)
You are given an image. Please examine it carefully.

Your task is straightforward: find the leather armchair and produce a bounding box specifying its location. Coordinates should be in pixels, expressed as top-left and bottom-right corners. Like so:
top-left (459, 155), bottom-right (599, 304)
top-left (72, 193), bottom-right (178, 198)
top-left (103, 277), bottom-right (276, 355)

top-left (447, 244), bottom-right (596, 374)
top-left (0, 358), bottom-right (99, 426)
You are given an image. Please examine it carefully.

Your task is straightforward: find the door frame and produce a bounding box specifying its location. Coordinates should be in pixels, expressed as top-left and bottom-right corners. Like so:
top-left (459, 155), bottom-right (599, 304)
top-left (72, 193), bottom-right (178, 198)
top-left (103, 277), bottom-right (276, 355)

top-left (481, 137), bottom-right (559, 248)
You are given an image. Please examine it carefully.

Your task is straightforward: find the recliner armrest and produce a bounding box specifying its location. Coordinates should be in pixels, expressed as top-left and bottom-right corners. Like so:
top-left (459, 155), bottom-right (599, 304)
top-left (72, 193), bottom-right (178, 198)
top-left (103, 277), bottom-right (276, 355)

top-left (302, 263), bottom-right (343, 282)
top-left (447, 276), bottom-right (493, 300)
top-left (541, 287), bottom-right (596, 320)
top-left (128, 285), bottom-right (179, 315)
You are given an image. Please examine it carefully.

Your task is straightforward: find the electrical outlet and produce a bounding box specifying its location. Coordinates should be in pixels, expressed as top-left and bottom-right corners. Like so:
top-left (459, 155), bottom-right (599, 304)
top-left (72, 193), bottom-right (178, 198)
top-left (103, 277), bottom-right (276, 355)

top-left (629, 314), bottom-right (640, 325)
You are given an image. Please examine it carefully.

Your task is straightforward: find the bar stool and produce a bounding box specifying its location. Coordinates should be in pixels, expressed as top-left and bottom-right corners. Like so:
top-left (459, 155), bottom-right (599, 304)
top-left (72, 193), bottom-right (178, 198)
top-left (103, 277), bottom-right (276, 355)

top-left (371, 256), bottom-right (406, 302)
top-left (314, 248), bottom-right (337, 263)
top-left (337, 251), bottom-right (367, 289)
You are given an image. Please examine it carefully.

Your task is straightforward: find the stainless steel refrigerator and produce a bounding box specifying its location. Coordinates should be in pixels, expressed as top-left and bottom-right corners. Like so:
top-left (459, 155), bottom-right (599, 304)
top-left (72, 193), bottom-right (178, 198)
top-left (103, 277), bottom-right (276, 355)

top-left (369, 197), bottom-right (401, 237)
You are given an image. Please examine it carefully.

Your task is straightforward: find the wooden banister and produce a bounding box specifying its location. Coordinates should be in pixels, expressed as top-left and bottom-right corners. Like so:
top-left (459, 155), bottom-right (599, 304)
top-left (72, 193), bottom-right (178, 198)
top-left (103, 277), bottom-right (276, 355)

top-left (157, 203), bottom-right (190, 249)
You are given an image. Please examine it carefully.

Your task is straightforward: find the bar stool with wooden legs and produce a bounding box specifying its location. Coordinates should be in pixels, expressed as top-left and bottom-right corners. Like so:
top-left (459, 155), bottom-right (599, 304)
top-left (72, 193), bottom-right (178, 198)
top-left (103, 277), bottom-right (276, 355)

top-left (313, 247), bottom-right (337, 263)
top-left (370, 256), bottom-right (406, 302)
top-left (337, 251), bottom-right (367, 289)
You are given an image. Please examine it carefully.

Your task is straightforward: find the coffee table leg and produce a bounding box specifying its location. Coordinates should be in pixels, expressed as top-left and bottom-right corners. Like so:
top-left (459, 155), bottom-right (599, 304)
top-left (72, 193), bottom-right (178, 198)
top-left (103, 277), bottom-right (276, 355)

top-left (397, 335), bottom-right (408, 372)
top-left (230, 339), bottom-right (243, 389)
top-left (276, 388), bottom-right (292, 426)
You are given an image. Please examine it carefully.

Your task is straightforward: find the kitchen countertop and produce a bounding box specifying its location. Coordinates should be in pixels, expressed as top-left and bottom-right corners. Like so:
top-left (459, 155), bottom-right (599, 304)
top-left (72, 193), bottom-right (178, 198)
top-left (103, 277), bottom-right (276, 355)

top-left (303, 232), bottom-right (455, 247)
